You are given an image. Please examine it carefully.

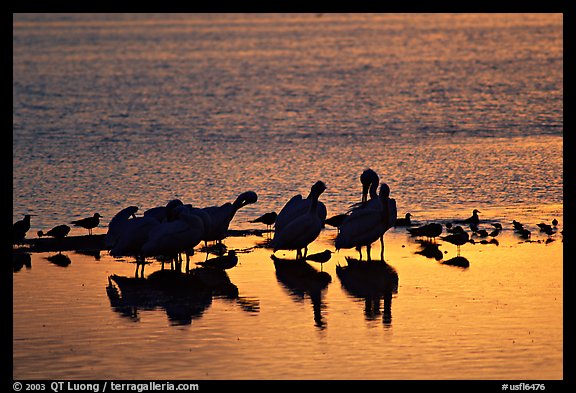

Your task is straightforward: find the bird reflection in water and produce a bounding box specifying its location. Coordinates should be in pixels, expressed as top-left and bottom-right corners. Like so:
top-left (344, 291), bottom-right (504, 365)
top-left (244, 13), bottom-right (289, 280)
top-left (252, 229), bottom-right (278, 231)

top-left (13, 251), bottom-right (32, 272)
top-left (336, 257), bottom-right (398, 327)
top-left (46, 253), bottom-right (72, 267)
top-left (271, 255), bottom-right (331, 329)
top-left (106, 267), bottom-right (259, 326)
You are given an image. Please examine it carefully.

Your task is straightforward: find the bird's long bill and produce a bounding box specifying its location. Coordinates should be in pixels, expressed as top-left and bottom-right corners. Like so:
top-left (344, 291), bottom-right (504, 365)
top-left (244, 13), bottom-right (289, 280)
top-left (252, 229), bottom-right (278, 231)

top-left (362, 183), bottom-right (369, 203)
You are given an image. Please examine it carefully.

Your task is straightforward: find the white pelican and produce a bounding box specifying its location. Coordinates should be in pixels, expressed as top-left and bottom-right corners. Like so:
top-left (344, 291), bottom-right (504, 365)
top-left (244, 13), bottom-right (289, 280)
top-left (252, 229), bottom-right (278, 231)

top-left (336, 183), bottom-right (396, 262)
top-left (141, 212), bottom-right (205, 270)
top-left (143, 199), bottom-right (183, 223)
top-left (109, 215), bottom-right (160, 273)
top-left (201, 191), bottom-right (258, 244)
top-left (275, 183), bottom-right (327, 233)
top-left (105, 206), bottom-right (138, 249)
top-left (70, 213), bottom-right (102, 235)
top-left (348, 168), bottom-right (381, 212)
top-left (271, 181), bottom-right (326, 259)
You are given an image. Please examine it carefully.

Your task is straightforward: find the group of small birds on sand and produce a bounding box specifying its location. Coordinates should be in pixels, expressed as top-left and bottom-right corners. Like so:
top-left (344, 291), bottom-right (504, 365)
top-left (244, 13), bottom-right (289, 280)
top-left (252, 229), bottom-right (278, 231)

top-left (14, 168), bottom-right (561, 272)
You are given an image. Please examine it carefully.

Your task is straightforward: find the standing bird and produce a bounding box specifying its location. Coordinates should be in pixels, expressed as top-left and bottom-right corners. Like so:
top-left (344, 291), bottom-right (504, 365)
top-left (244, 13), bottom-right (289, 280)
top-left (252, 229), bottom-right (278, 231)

top-left (105, 206), bottom-right (139, 249)
top-left (440, 226), bottom-right (469, 256)
top-left (71, 213), bottom-right (102, 235)
top-left (552, 218), bottom-right (558, 227)
top-left (349, 168), bottom-right (381, 212)
top-left (336, 183), bottom-right (396, 262)
top-left (271, 181), bottom-right (327, 259)
top-left (196, 250), bottom-right (238, 270)
top-left (38, 224), bottom-right (71, 239)
top-left (250, 212), bottom-right (277, 231)
top-left (407, 223), bottom-right (443, 242)
top-left (13, 214), bottom-right (33, 244)
top-left (143, 199), bottom-right (183, 223)
top-left (201, 191), bottom-right (258, 244)
top-left (274, 184), bottom-right (327, 234)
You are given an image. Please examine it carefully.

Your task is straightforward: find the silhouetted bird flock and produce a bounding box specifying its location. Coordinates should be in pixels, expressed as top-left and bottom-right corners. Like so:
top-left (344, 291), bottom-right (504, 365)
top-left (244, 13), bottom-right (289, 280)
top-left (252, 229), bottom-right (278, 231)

top-left (13, 168), bottom-right (562, 272)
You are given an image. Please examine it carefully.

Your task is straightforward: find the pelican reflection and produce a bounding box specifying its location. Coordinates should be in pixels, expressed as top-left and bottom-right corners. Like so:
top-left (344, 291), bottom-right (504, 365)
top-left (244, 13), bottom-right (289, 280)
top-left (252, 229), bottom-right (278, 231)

top-left (271, 255), bottom-right (331, 329)
top-left (336, 257), bottom-right (398, 326)
top-left (107, 266), bottom-right (258, 326)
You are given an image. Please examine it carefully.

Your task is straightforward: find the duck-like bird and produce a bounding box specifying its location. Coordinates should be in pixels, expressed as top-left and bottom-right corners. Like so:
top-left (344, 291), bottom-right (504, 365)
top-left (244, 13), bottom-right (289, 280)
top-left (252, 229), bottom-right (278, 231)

top-left (394, 212), bottom-right (413, 227)
top-left (202, 191), bottom-right (258, 244)
top-left (335, 183), bottom-right (396, 262)
top-left (38, 224), bottom-right (70, 239)
top-left (71, 213), bottom-right (102, 235)
top-left (461, 209), bottom-right (481, 225)
top-left (271, 181), bottom-right (326, 259)
top-left (13, 214), bottom-right (33, 244)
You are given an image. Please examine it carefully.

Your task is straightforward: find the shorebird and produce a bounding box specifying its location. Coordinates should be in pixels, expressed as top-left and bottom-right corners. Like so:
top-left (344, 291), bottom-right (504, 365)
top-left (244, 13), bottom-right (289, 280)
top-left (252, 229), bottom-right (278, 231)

top-left (324, 213), bottom-right (349, 229)
top-left (394, 213), bottom-right (413, 227)
top-left (38, 224), bottom-right (70, 239)
top-left (408, 223), bottom-right (443, 241)
top-left (272, 181), bottom-right (326, 259)
top-left (461, 209), bottom-right (481, 225)
top-left (70, 213), bottom-right (102, 235)
top-left (250, 212), bottom-right (277, 231)
top-left (202, 191), bottom-right (258, 244)
top-left (13, 214), bottom-right (33, 244)
top-left (552, 218), bottom-right (558, 227)
top-left (440, 226), bottom-right (469, 256)
top-left (305, 249), bottom-right (332, 271)
top-left (197, 250), bottom-right (238, 270)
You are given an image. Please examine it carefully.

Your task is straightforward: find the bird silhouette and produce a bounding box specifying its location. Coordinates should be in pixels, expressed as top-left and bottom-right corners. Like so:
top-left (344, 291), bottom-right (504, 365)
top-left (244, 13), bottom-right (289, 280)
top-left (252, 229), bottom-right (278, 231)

top-left (271, 181), bottom-right (326, 259)
top-left (324, 213), bottom-right (349, 229)
top-left (196, 250), bottom-right (238, 270)
top-left (250, 212), bottom-right (277, 231)
top-left (71, 213), bottom-right (102, 235)
top-left (275, 184), bottom-right (327, 233)
top-left (336, 183), bottom-right (395, 262)
top-left (440, 226), bottom-right (469, 256)
top-left (407, 223), bottom-right (443, 241)
top-left (13, 214), bottom-right (33, 244)
top-left (394, 213), bottom-right (413, 227)
top-left (202, 191), bottom-right (258, 244)
top-left (38, 224), bottom-right (70, 239)
top-left (461, 209), bottom-right (481, 225)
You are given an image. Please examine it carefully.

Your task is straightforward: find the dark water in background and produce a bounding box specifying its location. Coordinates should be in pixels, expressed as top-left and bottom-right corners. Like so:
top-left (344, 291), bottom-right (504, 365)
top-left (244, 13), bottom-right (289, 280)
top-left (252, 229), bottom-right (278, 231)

top-left (13, 13), bottom-right (562, 233)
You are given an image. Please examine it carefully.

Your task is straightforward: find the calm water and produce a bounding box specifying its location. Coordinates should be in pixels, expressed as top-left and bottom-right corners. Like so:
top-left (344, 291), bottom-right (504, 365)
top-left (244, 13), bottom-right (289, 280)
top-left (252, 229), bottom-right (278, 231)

top-left (13, 13), bottom-right (563, 380)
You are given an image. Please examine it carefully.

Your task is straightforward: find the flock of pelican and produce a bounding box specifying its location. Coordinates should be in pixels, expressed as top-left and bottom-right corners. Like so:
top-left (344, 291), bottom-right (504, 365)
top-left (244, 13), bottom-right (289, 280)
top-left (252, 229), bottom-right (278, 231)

top-left (13, 167), bottom-right (561, 273)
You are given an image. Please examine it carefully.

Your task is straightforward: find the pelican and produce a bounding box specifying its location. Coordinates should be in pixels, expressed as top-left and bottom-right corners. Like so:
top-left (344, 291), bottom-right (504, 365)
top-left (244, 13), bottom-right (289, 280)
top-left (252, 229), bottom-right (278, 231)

top-left (105, 206), bottom-right (139, 249)
top-left (143, 199), bottom-right (183, 223)
top-left (109, 216), bottom-right (160, 259)
top-left (141, 212), bottom-right (206, 270)
top-left (70, 213), bottom-right (102, 235)
top-left (38, 224), bottom-right (70, 239)
top-left (13, 214), bottom-right (33, 244)
top-left (201, 191), bottom-right (258, 244)
top-left (271, 181), bottom-right (326, 259)
top-left (274, 183), bottom-right (327, 233)
top-left (335, 183), bottom-right (396, 262)
top-left (348, 168), bottom-right (381, 212)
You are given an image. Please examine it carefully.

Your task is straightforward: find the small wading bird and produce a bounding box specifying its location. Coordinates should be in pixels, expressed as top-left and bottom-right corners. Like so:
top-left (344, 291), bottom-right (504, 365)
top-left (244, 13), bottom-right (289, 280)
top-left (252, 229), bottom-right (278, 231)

top-left (197, 250), bottom-right (238, 270)
top-left (407, 222), bottom-right (443, 242)
top-left (305, 249), bottom-right (332, 271)
top-left (271, 181), bottom-right (327, 259)
top-left (250, 212), bottom-right (277, 231)
top-left (440, 226), bottom-right (469, 256)
top-left (13, 214), bottom-right (34, 244)
top-left (71, 213), bottom-right (102, 235)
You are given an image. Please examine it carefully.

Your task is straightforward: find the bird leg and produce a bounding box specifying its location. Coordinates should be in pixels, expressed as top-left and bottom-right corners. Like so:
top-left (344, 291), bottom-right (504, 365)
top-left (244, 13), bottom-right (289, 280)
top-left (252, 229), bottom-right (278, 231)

top-left (366, 244), bottom-right (372, 262)
top-left (380, 236), bottom-right (385, 262)
top-left (356, 246), bottom-right (363, 261)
